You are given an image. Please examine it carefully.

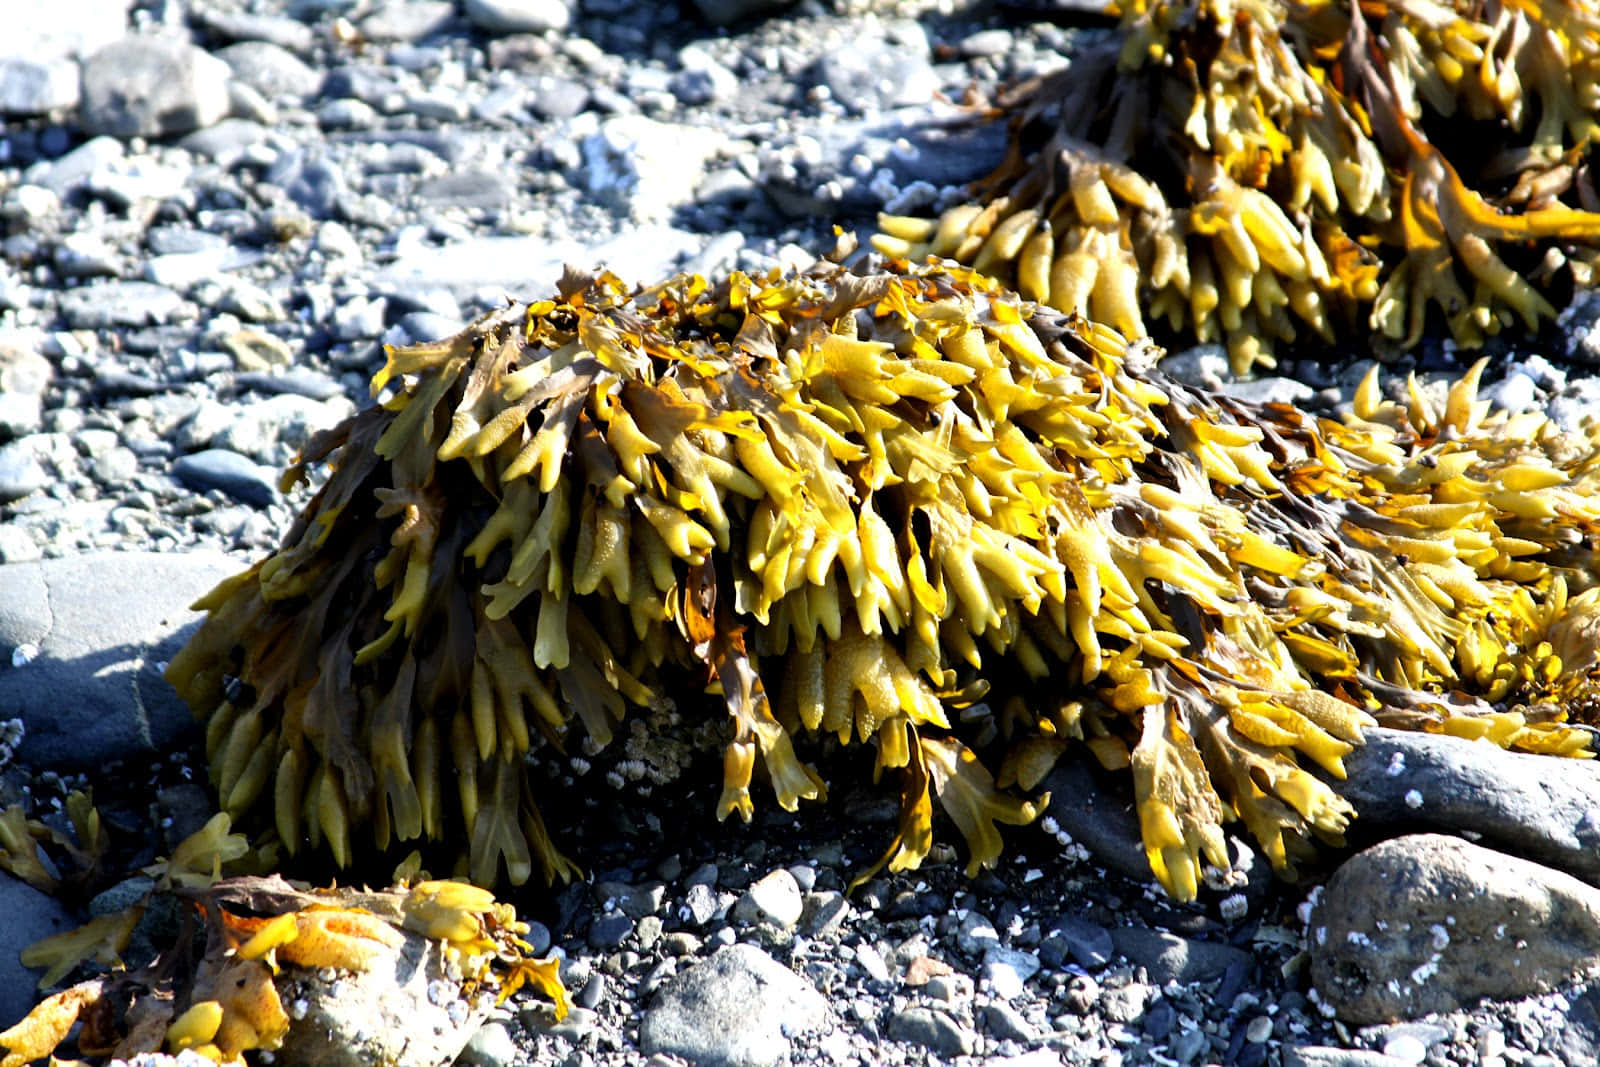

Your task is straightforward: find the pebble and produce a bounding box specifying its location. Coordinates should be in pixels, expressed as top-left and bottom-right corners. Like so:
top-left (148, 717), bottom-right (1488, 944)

top-left (733, 868), bottom-right (803, 929)
top-left (887, 1006), bottom-right (975, 1057)
top-left (463, 0), bottom-right (573, 34)
top-left (1112, 927), bottom-right (1253, 986)
top-left (172, 449), bottom-right (279, 508)
top-left (79, 36), bottom-right (233, 138)
top-left (57, 280), bottom-right (185, 329)
top-left (217, 41), bottom-right (322, 101)
top-left (640, 944), bottom-right (828, 1067)
top-left (0, 441), bottom-right (48, 503)
top-left (0, 57), bottom-right (81, 115)
top-left (1040, 914), bottom-right (1115, 970)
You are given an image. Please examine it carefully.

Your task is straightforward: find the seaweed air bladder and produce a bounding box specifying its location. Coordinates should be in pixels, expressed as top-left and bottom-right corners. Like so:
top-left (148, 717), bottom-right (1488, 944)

top-left (167, 259), bottom-right (1600, 903)
top-left (875, 0), bottom-right (1600, 374)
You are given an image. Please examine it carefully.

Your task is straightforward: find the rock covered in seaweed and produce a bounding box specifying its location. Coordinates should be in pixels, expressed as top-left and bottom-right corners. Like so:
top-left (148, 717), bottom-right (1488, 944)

top-left (165, 257), bottom-right (1600, 902)
top-left (875, 0), bottom-right (1600, 373)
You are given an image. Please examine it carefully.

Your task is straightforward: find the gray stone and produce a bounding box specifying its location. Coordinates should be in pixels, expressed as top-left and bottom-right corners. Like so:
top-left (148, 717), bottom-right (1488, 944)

top-left (172, 449), bottom-right (279, 508)
top-left (274, 924), bottom-right (489, 1067)
top-left (374, 227), bottom-right (699, 302)
top-left (0, 872), bottom-right (77, 1025)
top-left (1310, 834), bottom-right (1600, 1024)
top-left (0, 57), bottom-right (80, 114)
top-left (0, 0), bottom-right (129, 62)
top-left (581, 115), bottom-right (727, 222)
top-left (80, 36), bottom-right (232, 139)
top-left (1218, 376), bottom-right (1314, 406)
top-left (57, 280), bottom-right (184, 329)
top-left (270, 153), bottom-right (350, 218)
top-left (798, 891), bottom-right (849, 939)
top-left (733, 869), bottom-right (803, 929)
top-left (178, 118), bottom-right (269, 164)
top-left (673, 45), bottom-right (739, 105)
top-left (216, 41), bottom-right (321, 101)
top-left (1284, 1049), bottom-right (1416, 1067)
top-left (193, 9), bottom-right (317, 53)
top-left (641, 943), bottom-right (828, 1067)
top-left (1340, 727), bottom-right (1600, 887)
top-left (0, 550), bottom-right (240, 771)
top-left (415, 170), bottom-right (514, 210)
top-left (457, 1020), bottom-right (518, 1067)
top-left (1039, 914), bottom-right (1114, 970)
top-left (811, 22), bottom-right (938, 114)
top-left (527, 74), bottom-right (588, 120)
top-left (463, 0), bottom-right (572, 34)
top-left (0, 440), bottom-right (49, 503)
top-left (53, 232), bottom-right (121, 278)
top-left (85, 159), bottom-right (190, 208)
top-left (691, 0), bottom-right (797, 26)
top-left (593, 879), bottom-right (664, 920)
top-left (318, 97), bottom-right (379, 130)
top-left (1111, 928), bottom-right (1252, 986)
top-left (587, 913), bottom-right (633, 950)
top-left (1160, 344), bottom-right (1231, 390)
top-left (887, 1006), bottom-right (975, 1057)
top-left (24, 135), bottom-right (124, 196)
top-left (983, 946), bottom-right (1040, 999)
top-left (1040, 760), bottom-right (1150, 884)
top-left (983, 1001), bottom-right (1038, 1043)
top-left (0, 337), bottom-right (51, 440)
top-left (359, 1), bottom-right (455, 43)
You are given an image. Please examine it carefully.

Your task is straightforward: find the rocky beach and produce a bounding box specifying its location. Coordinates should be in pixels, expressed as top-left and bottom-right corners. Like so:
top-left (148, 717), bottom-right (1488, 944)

top-left (6, 1), bottom-right (1600, 1066)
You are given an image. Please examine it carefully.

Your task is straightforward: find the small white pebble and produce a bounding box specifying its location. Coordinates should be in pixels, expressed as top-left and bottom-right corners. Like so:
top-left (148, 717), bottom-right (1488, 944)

top-left (1245, 1016), bottom-right (1273, 1043)
top-left (1386, 752), bottom-right (1406, 776)
top-left (11, 643), bottom-right (39, 668)
top-left (1383, 1033), bottom-right (1428, 1063)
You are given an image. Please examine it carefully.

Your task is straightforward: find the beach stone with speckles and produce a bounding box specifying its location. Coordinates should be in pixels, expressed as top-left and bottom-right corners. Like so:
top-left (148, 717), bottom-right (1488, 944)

top-left (1311, 834), bottom-right (1600, 1024)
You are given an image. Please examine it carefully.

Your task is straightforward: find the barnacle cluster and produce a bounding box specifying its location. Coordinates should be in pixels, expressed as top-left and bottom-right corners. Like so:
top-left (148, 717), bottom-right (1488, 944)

top-left (876, 0), bottom-right (1600, 373)
top-left (0, 874), bottom-right (564, 1067)
top-left (164, 259), bottom-right (1600, 903)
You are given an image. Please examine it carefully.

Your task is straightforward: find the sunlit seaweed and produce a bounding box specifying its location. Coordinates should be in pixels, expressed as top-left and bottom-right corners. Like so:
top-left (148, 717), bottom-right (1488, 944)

top-left (165, 259), bottom-right (1600, 903)
top-left (876, 0), bottom-right (1600, 373)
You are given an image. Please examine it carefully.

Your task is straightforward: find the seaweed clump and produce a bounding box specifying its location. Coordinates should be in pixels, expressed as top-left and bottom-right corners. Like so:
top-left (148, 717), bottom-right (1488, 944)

top-left (166, 258), bottom-right (1600, 902)
top-left (876, 0), bottom-right (1600, 373)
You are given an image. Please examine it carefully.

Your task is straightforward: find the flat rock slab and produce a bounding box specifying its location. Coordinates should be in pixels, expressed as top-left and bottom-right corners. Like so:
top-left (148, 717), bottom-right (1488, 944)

top-left (1310, 833), bottom-right (1600, 1025)
top-left (0, 872), bottom-right (76, 1027)
top-left (0, 550), bottom-right (242, 770)
top-left (1340, 727), bottom-right (1600, 886)
top-left (641, 943), bottom-right (828, 1067)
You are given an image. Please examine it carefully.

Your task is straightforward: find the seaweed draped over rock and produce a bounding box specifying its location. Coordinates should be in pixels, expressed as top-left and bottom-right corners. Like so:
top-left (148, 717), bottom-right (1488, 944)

top-left (876, 0), bottom-right (1600, 373)
top-left (166, 260), bottom-right (1600, 902)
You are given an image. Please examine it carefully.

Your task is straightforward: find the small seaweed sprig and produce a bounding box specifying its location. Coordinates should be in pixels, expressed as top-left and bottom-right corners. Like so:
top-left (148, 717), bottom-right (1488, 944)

top-left (876, 0), bottom-right (1600, 372)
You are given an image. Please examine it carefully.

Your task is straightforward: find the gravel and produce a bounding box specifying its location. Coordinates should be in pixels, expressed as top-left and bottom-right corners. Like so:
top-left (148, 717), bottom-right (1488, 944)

top-left (4, 1), bottom-right (1600, 1065)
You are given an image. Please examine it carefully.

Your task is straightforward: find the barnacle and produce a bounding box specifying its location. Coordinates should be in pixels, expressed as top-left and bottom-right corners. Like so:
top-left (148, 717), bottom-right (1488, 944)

top-left (166, 259), bottom-right (1600, 902)
top-left (876, 0), bottom-right (1600, 372)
